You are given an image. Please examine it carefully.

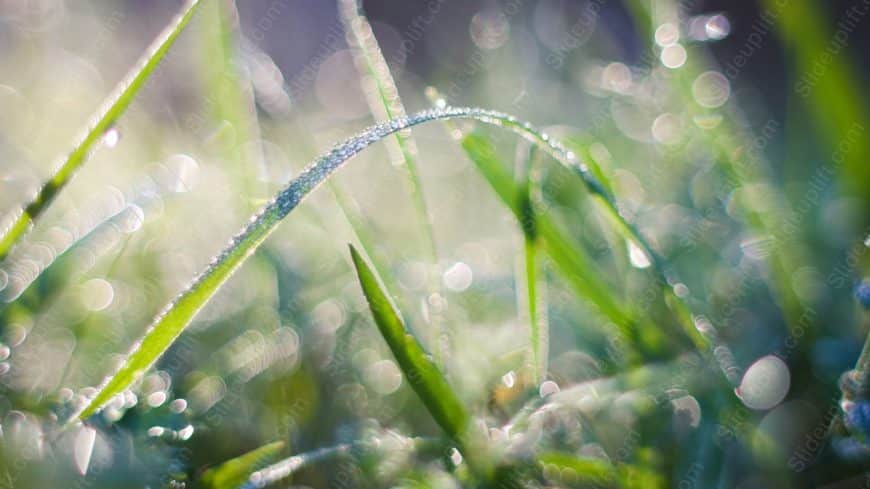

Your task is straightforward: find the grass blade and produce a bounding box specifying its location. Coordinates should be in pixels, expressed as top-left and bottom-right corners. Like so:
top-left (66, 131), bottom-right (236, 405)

top-left (516, 144), bottom-right (548, 383)
top-left (348, 244), bottom-right (469, 441)
top-left (338, 0), bottom-right (447, 362)
top-left (200, 441), bottom-right (285, 489)
top-left (0, 0), bottom-right (203, 262)
top-left (349, 244), bottom-right (493, 478)
top-left (73, 105), bottom-right (715, 421)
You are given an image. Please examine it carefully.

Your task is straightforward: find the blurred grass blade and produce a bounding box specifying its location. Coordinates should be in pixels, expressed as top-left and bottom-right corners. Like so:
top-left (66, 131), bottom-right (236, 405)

top-left (348, 244), bottom-right (473, 454)
top-left (242, 444), bottom-right (351, 489)
top-left (459, 129), bottom-right (636, 346)
top-left (516, 144), bottom-right (548, 382)
top-left (338, 0), bottom-right (446, 362)
top-left (763, 0), bottom-right (870, 207)
top-left (0, 0), bottom-right (203, 263)
top-left (74, 105), bottom-right (705, 421)
top-left (200, 441), bottom-right (285, 489)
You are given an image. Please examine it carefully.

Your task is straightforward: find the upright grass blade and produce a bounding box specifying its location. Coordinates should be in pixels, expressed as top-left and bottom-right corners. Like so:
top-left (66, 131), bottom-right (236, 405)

top-left (348, 245), bottom-right (474, 455)
top-left (0, 0), bottom-right (203, 263)
top-left (338, 0), bottom-right (447, 363)
top-left (763, 0), bottom-right (870, 208)
top-left (516, 145), bottom-right (548, 383)
top-left (73, 105), bottom-right (722, 422)
top-left (200, 441), bottom-right (285, 489)
top-left (440, 117), bottom-right (642, 362)
top-left (198, 0), bottom-right (265, 209)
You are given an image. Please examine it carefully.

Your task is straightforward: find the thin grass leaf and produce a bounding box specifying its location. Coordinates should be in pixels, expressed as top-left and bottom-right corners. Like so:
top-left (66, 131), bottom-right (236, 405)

top-left (458, 128), bottom-right (638, 351)
top-left (73, 105), bottom-right (719, 422)
top-left (200, 441), bottom-right (285, 489)
top-left (516, 144), bottom-right (547, 383)
top-left (348, 244), bottom-right (472, 448)
top-left (338, 0), bottom-right (448, 363)
top-left (0, 0), bottom-right (203, 263)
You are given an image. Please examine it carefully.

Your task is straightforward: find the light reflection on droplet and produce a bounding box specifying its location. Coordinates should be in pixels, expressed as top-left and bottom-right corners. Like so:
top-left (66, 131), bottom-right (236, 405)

top-left (627, 241), bottom-right (651, 269)
top-left (660, 44), bottom-right (687, 69)
top-left (601, 62), bottom-right (632, 93)
top-left (177, 424), bottom-right (194, 441)
top-left (737, 355), bottom-right (790, 410)
top-left (165, 154), bottom-right (200, 193)
top-left (651, 113), bottom-right (681, 145)
top-left (169, 398), bottom-right (188, 413)
top-left (147, 391), bottom-right (167, 407)
top-left (502, 370), bottom-right (516, 388)
top-left (116, 204), bottom-right (144, 233)
top-left (443, 262), bottom-right (473, 292)
top-left (654, 22), bottom-right (680, 46)
top-left (101, 126), bottom-right (121, 148)
top-left (539, 380), bottom-right (560, 397)
top-left (671, 395), bottom-right (702, 429)
top-left (449, 447), bottom-right (463, 466)
top-left (73, 425), bottom-right (97, 475)
top-left (705, 14), bottom-right (731, 40)
top-left (692, 71), bottom-right (731, 108)
top-left (673, 283), bottom-right (690, 298)
top-left (364, 359), bottom-right (403, 395)
top-left (80, 278), bottom-right (114, 311)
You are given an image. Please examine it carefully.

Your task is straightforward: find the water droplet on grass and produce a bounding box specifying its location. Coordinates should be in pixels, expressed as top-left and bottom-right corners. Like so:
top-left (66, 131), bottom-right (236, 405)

top-left (73, 425), bottom-right (96, 475)
top-left (737, 355), bottom-right (790, 410)
top-left (102, 127), bottom-right (121, 148)
top-left (627, 241), bottom-right (651, 269)
top-left (443, 262), bottom-right (473, 292)
top-left (540, 380), bottom-right (560, 397)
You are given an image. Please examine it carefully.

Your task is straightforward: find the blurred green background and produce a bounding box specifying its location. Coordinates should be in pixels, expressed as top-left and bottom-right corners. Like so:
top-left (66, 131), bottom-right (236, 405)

top-left (0, 0), bottom-right (868, 487)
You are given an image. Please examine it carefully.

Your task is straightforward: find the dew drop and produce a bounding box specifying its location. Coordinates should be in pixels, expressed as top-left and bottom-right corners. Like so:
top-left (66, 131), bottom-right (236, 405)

top-left (736, 355), bottom-right (790, 410)
top-left (177, 424), bottom-right (195, 441)
top-left (81, 278), bottom-right (114, 311)
top-left (102, 127), bottom-right (121, 148)
top-left (705, 14), bottom-right (731, 40)
top-left (660, 44), bottom-right (687, 69)
top-left (540, 380), bottom-right (560, 397)
top-left (627, 241), bottom-right (651, 269)
top-left (654, 22), bottom-right (680, 47)
top-left (502, 370), bottom-right (516, 389)
top-left (692, 71), bottom-right (731, 108)
top-left (73, 425), bottom-right (97, 475)
top-left (449, 447), bottom-right (463, 466)
top-left (443, 262), bottom-right (473, 292)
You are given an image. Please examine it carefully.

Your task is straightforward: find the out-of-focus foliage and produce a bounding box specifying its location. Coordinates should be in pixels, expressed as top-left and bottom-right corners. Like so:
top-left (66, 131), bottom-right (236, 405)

top-left (0, 0), bottom-right (867, 488)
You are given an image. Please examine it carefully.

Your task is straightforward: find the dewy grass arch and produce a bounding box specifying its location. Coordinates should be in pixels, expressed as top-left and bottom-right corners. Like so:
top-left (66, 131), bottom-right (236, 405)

top-left (75, 105), bottom-right (724, 422)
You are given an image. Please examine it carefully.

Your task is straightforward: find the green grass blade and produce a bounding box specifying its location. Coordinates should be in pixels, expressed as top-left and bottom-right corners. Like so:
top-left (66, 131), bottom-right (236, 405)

top-left (459, 130), bottom-right (636, 344)
top-left (763, 0), bottom-right (870, 207)
top-left (0, 0), bottom-right (203, 263)
top-left (74, 105), bottom-right (710, 422)
top-left (200, 441), bottom-right (285, 489)
top-left (338, 0), bottom-right (447, 362)
top-left (348, 244), bottom-right (472, 447)
top-left (516, 145), bottom-right (547, 383)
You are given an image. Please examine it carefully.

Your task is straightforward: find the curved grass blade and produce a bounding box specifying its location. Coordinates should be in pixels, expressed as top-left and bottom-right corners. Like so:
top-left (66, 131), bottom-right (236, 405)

top-left (200, 441), bottom-right (285, 489)
top-left (0, 0), bottom-right (203, 263)
top-left (338, 0), bottom-right (447, 363)
top-left (74, 106), bottom-right (721, 423)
